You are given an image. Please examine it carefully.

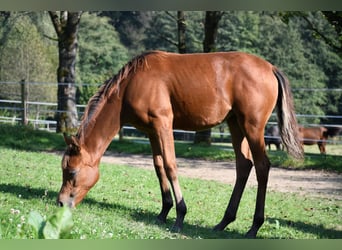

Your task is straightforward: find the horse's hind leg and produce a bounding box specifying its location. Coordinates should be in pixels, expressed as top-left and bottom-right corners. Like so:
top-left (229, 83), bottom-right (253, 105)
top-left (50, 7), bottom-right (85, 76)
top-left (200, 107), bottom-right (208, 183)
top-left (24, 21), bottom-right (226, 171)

top-left (244, 122), bottom-right (271, 238)
top-left (318, 141), bottom-right (326, 154)
top-left (214, 117), bottom-right (254, 231)
top-left (214, 115), bottom-right (271, 238)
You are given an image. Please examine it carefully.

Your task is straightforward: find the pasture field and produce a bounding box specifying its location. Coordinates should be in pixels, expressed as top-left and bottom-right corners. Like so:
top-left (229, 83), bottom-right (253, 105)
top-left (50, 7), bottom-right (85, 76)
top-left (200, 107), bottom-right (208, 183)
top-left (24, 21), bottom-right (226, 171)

top-left (0, 124), bottom-right (341, 239)
top-left (0, 148), bottom-right (341, 239)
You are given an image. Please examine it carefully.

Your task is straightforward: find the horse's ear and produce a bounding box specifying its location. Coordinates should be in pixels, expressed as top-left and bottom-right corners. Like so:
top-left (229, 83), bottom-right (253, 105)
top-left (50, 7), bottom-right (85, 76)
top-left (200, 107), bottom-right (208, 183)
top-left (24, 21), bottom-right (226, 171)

top-left (63, 133), bottom-right (81, 152)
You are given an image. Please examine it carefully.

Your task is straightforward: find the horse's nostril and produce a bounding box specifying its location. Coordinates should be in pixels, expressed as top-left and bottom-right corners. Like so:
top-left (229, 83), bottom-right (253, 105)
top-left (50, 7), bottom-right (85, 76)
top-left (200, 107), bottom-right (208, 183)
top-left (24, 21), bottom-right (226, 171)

top-left (58, 201), bottom-right (64, 207)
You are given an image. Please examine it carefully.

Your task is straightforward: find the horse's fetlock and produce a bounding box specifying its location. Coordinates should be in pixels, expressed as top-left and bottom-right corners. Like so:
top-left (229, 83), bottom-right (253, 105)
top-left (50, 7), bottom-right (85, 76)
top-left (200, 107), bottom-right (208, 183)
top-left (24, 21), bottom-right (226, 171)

top-left (222, 209), bottom-right (236, 222)
top-left (176, 198), bottom-right (187, 216)
top-left (253, 215), bottom-right (265, 228)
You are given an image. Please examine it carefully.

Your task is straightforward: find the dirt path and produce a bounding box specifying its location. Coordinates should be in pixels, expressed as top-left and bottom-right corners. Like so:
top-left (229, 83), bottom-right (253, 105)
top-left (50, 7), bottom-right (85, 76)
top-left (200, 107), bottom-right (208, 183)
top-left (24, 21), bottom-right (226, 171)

top-left (102, 152), bottom-right (342, 200)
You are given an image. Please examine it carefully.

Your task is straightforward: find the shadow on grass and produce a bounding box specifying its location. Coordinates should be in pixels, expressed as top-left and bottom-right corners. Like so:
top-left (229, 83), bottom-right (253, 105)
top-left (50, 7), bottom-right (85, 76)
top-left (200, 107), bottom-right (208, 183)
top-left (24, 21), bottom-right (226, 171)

top-left (267, 217), bottom-right (342, 239)
top-left (0, 124), bottom-right (66, 152)
top-left (1, 183), bottom-right (341, 239)
top-left (0, 183), bottom-right (59, 201)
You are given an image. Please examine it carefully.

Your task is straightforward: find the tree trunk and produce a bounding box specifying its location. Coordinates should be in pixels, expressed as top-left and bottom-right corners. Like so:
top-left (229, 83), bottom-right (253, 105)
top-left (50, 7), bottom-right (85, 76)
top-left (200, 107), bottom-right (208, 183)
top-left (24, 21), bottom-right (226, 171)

top-left (203, 11), bottom-right (223, 53)
top-left (49, 11), bottom-right (82, 134)
top-left (194, 11), bottom-right (223, 145)
top-left (177, 11), bottom-right (186, 53)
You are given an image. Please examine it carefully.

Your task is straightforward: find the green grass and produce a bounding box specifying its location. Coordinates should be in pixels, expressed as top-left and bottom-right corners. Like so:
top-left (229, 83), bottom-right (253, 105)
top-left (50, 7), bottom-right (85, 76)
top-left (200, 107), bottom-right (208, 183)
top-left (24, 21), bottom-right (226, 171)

top-left (0, 124), bottom-right (341, 238)
top-left (0, 124), bottom-right (66, 151)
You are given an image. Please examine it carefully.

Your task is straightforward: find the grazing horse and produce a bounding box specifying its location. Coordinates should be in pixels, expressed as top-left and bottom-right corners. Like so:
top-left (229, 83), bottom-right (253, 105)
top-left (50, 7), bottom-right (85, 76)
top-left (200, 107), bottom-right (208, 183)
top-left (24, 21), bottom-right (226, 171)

top-left (298, 126), bottom-right (328, 154)
top-left (58, 51), bottom-right (303, 238)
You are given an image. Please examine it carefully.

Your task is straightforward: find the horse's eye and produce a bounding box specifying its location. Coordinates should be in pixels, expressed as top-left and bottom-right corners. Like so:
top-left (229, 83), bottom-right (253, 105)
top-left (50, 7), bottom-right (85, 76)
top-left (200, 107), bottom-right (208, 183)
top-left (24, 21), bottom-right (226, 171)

top-left (68, 169), bottom-right (78, 177)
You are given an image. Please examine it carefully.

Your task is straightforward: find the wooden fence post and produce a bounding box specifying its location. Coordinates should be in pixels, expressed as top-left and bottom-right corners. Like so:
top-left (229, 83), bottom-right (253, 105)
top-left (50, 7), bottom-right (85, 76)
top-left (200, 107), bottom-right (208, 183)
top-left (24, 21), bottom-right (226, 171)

top-left (20, 79), bottom-right (28, 125)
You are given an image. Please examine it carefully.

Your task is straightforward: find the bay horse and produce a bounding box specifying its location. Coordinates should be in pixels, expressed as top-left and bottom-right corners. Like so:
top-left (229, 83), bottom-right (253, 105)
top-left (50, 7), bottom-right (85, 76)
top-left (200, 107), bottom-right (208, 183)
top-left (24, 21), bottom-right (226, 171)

top-left (298, 126), bottom-right (328, 154)
top-left (58, 51), bottom-right (303, 238)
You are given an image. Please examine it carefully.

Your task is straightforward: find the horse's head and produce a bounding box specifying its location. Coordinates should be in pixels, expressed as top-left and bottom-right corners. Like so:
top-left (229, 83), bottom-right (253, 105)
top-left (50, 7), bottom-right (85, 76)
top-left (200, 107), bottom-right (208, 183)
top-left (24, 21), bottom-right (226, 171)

top-left (57, 134), bottom-right (99, 208)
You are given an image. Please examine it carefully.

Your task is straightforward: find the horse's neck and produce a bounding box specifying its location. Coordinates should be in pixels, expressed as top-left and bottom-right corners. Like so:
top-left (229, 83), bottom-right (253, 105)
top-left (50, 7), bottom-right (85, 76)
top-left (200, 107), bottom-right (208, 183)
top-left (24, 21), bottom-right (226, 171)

top-left (81, 94), bottom-right (123, 163)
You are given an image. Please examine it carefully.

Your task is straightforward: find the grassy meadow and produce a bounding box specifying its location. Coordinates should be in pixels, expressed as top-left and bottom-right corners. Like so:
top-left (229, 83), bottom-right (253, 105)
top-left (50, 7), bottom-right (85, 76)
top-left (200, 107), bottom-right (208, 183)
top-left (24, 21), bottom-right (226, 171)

top-left (0, 124), bottom-right (341, 239)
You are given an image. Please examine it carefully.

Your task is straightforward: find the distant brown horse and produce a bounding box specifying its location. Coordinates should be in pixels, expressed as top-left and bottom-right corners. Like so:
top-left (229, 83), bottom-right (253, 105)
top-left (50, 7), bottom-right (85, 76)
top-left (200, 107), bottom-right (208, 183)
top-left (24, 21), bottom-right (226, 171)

top-left (298, 126), bottom-right (328, 154)
top-left (58, 51), bottom-right (303, 238)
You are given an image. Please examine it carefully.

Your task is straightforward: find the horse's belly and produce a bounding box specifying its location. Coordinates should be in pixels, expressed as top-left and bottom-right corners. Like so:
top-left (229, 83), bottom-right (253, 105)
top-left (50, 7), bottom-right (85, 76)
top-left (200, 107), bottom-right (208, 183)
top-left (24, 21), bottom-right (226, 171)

top-left (172, 103), bottom-right (230, 131)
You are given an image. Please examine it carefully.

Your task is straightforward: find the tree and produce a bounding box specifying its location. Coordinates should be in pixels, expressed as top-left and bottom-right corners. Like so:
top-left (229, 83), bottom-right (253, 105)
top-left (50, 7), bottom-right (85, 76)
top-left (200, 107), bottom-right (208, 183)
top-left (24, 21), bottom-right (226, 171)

top-left (321, 11), bottom-right (342, 53)
top-left (194, 11), bottom-right (223, 145)
top-left (143, 11), bottom-right (203, 53)
top-left (49, 11), bottom-right (82, 134)
top-left (202, 11), bottom-right (224, 53)
top-left (100, 11), bottom-right (153, 58)
top-left (216, 11), bottom-right (260, 54)
top-left (177, 11), bottom-right (187, 53)
top-left (143, 11), bottom-right (179, 52)
top-left (253, 13), bottom-right (328, 124)
top-left (280, 11), bottom-right (342, 57)
top-left (293, 12), bottom-right (342, 122)
top-left (0, 12), bottom-right (57, 102)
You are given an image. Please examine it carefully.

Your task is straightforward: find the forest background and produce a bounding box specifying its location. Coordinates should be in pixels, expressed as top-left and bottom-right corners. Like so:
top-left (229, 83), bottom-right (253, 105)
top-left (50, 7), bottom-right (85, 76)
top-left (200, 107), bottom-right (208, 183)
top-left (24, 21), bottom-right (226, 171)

top-left (0, 11), bottom-right (341, 129)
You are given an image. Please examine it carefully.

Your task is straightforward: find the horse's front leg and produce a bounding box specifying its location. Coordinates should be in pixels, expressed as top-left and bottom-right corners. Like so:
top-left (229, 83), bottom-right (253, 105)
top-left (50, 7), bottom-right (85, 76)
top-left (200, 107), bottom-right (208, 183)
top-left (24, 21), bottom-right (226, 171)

top-left (162, 133), bottom-right (187, 231)
top-left (153, 126), bottom-right (187, 231)
top-left (149, 137), bottom-right (173, 224)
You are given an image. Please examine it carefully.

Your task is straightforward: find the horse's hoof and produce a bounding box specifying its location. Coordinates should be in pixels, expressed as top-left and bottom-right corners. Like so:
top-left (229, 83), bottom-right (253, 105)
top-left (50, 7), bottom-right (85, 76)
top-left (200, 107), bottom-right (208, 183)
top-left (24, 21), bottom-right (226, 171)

top-left (170, 225), bottom-right (182, 233)
top-left (155, 216), bottom-right (166, 225)
top-left (245, 230), bottom-right (257, 239)
top-left (213, 223), bottom-right (226, 231)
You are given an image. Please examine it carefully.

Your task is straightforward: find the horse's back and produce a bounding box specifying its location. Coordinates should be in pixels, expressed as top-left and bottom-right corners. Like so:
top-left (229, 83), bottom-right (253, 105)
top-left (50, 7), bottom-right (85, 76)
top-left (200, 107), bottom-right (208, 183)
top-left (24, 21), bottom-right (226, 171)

top-left (299, 126), bottom-right (327, 145)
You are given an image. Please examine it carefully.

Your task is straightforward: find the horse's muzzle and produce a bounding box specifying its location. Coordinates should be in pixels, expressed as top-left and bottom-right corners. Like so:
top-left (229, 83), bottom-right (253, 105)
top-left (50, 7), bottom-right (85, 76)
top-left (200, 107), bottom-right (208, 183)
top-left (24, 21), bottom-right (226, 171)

top-left (56, 196), bottom-right (75, 208)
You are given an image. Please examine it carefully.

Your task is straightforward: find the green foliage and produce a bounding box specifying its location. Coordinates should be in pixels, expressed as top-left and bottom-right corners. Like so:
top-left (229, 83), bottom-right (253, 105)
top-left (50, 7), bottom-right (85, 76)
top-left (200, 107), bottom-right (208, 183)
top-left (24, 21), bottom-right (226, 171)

top-left (144, 11), bottom-right (178, 52)
top-left (76, 12), bottom-right (129, 104)
top-left (27, 207), bottom-right (73, 239)
top-left (100, 11), bottom-right (153, 57)
top-left (144, 11), bottom-right (204, 53)
top-left (0, 12), bottom-right (57, 102)
top-left (217, 11), bottom-right (260, 54)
